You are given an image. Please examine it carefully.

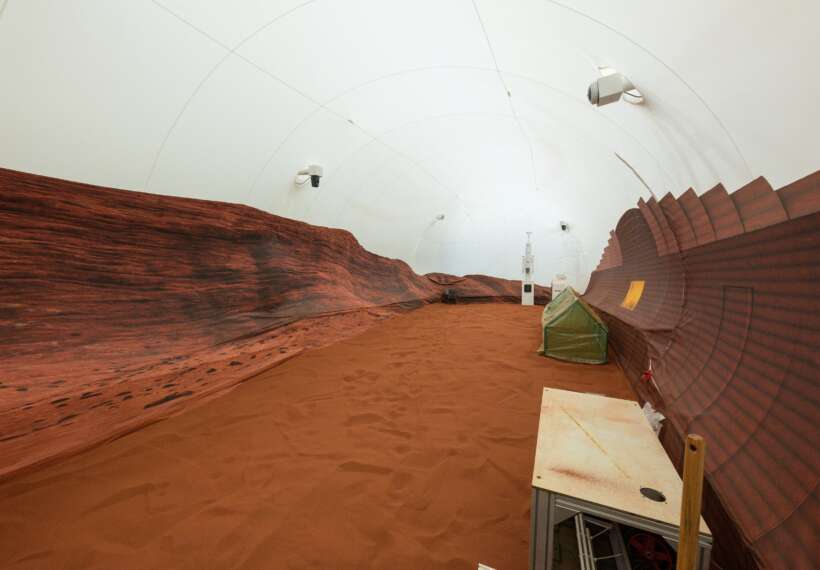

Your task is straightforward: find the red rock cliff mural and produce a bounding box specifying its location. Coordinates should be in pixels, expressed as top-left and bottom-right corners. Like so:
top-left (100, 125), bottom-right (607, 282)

top-left (584, 171), bottom-right (820, 570)
top-left (0, 168), bottom-right (547, 479)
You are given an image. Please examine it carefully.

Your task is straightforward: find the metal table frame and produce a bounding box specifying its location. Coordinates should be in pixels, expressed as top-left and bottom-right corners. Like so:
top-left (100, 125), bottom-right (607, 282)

top-left (530, 487), bottom-right (713, 570)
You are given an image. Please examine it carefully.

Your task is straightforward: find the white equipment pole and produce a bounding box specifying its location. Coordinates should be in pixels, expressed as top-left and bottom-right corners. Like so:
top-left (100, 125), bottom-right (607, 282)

top-left (522, 232), bottom-right (535, 305)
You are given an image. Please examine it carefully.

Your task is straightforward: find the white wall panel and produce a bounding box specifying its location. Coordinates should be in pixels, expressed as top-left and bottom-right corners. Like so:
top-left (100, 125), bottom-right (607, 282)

top-left (0, 0), bottom-right (223, 190)
top-left (148, 55), bottom-right (317, 201)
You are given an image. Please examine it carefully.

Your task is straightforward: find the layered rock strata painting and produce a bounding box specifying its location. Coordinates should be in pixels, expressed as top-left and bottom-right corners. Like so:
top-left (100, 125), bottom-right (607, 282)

top-left (0, 168), bottom-right (548, 478)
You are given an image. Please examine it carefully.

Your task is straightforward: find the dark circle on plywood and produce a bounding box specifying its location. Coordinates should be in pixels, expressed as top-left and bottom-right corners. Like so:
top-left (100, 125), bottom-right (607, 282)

top-left (640, 487), bottom-right (666, 502)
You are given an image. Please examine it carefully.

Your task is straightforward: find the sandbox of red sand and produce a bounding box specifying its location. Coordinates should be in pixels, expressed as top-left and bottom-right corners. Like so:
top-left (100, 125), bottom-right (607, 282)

top-left (0, 303), bottom-right (633, 569)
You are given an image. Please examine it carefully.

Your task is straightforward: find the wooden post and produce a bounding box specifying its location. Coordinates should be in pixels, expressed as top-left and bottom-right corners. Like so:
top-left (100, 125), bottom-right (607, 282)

top-left (677, 434), bottom-right (706, 570)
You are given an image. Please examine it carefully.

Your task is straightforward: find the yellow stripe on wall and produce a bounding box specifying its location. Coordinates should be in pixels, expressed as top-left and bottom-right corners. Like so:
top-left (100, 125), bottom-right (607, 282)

top-left (621, 280), bottom-right (645, 310)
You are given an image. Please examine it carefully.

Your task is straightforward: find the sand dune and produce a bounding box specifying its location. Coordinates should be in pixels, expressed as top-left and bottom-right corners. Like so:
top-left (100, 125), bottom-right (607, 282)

top-left (0, 304), bottom-right (633, 569)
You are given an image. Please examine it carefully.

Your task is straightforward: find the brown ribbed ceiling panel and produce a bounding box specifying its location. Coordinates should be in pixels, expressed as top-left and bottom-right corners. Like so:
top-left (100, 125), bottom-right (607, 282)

top-left (584, 170), bottom-right (820, 570)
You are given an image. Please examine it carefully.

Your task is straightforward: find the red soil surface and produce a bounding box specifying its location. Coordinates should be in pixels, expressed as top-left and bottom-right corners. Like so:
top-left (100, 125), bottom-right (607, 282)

top-left (0, 303), bottom-right (633, 570)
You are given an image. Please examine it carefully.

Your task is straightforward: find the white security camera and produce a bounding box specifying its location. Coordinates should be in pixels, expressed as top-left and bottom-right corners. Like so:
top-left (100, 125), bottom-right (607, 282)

top-left (296, 164), bottom-right (323, 188)
top-left (587, 73), bottom-right (635, 107)
top-left (560, 221), bottom-right (569, 232)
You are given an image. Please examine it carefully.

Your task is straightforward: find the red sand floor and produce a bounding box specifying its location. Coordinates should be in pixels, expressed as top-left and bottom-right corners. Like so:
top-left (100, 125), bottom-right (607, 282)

top-left (0, 303), bottom-right (634, 569)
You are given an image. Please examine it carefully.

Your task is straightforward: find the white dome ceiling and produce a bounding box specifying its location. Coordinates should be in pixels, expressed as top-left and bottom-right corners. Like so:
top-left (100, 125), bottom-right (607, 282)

top-left (1, 0), bottom-right (817, 289)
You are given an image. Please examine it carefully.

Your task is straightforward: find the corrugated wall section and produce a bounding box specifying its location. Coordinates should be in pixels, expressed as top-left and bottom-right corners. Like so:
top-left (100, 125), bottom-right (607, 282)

top-left (584, 170), bottom-right (820, 569)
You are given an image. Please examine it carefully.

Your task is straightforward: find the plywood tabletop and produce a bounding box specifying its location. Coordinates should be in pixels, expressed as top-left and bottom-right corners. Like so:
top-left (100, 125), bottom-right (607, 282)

top-left (532, 388), bottom-right (711, 535)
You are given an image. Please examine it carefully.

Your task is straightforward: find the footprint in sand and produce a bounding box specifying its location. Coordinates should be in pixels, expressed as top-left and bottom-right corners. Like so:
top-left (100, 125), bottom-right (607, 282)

top-left (338, 460), bottom-right (392, 475)
top-left (344, 412), bottom-right (386, 427)
top-left (390, 471), bottom-right (413, 489)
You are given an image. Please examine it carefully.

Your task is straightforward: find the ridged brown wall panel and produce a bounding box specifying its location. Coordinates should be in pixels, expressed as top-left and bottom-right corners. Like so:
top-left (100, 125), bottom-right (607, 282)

top-left (597, 234), bottom-right (617, 271)
top-left (598, 231), bottom-right (623, 271)
top-left (778, 170), bottom-right (820, 218)
top-left (659, 192), bottom-right (698, 251)
top-left (638, 197), bottom-right (668, 255)
top-left (584, 171), bottom-right (820, 570)
top-left (592, 210), bottom-right (685, 332)
top-left (660, 427), bottom-right (763, 568)
top-left (608, 231), bottom-right (623, 268)
top-left (647, 196), bottom-right (679, 254)
top-left (585, 266), bottom-right (624, 319)
top-left (679, 188), bottom-right (717, 246)
top-left (755, 497), bottom-right (819, 568)
top-left (730, 176), bottom-right (787, 232)
top-left (700, 184), bottom-right (745, 239)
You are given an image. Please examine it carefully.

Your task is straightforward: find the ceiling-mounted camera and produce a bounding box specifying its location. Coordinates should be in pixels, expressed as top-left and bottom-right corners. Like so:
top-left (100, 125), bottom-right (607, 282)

top-left (587, 70), bottom-right (643, 107)
top-left (296, 164), bottom-right (323, 188)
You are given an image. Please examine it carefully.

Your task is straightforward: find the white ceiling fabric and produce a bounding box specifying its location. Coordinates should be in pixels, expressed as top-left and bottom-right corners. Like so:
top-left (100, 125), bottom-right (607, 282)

top-left (1, 0), bottom-right (817, 289)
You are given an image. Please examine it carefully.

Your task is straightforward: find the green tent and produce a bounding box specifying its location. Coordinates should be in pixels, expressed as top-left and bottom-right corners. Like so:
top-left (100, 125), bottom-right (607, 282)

top-left (538, 287), bottom-right (608, 364)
